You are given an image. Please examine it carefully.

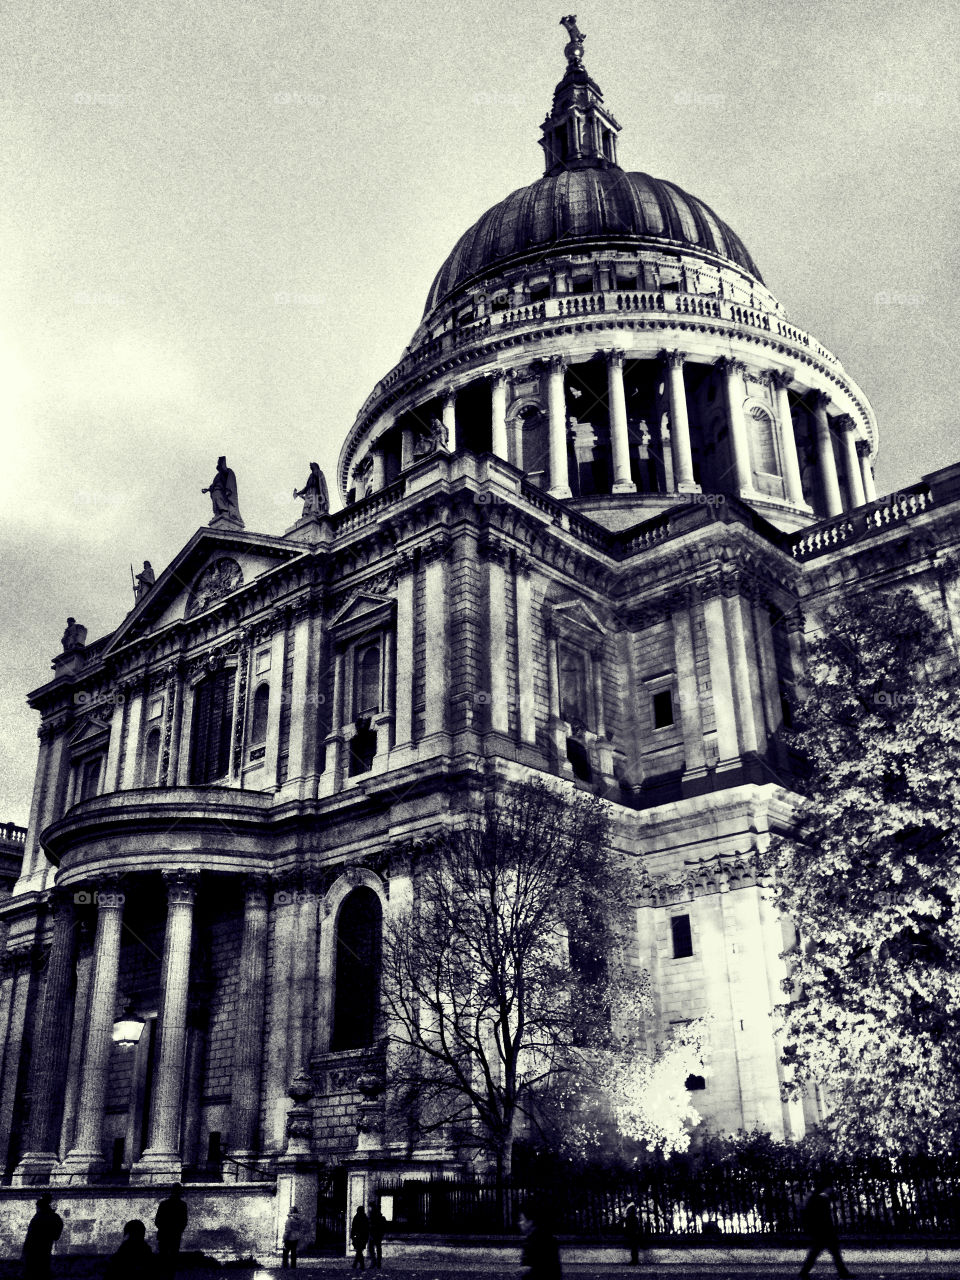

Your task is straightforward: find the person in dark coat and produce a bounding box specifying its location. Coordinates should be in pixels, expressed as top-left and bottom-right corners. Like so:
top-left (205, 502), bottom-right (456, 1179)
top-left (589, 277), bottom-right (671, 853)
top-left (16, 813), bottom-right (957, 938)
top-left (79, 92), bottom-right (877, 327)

top-left (22, 1193), bottom-right (63, 1280)
top-left (520, 1203), bottom-right (563, 1280)
top-left (282, 1204), bottom-right (303, 1269)
top-left (799, 1178), bottom-right (854, 1278)
top-left (623, 1201), bottom-right (643, 1266)
top-left (350, 1205), bottom-right (370, 1271)
top-left (367, 1203), bottom-right (387, 1269)
top-left (105, 1219), bottom-right (157, 1279)
top-left (155, 1183), bottom-right (188, 1277)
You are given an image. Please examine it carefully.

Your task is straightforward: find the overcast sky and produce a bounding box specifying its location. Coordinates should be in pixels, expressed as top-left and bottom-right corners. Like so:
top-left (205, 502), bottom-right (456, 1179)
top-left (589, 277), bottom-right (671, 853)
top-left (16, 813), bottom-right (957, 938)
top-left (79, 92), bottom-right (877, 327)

top-left (1, 0), bottom-right (958, 822)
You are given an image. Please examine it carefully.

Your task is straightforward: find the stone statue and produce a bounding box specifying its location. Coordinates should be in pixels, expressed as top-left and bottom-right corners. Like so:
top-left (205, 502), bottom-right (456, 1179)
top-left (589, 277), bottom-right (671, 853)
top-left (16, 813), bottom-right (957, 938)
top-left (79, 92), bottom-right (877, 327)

top-left (61, 617), bottom-right (87, 652)
top-left (560, 14), bottom-right (585, 66)
top-left (293, 462), bottom-right (329, 517)
top-left (413, 416), bottom-right (449, 458)
top-left (202, 456), bottom-right (242, 524)
top-left (134, 561), bottom-right (155, 602)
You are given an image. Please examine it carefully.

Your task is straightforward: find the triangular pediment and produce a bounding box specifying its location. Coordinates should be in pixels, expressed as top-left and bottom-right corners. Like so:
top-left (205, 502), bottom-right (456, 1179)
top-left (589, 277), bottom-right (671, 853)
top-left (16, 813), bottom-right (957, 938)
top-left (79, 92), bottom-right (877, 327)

top-left (103, 527), bottom-right (307, 656)
top-left (329, 591), bottom-right (394, 633)
top-left (69, 716), bottom-right (111, 748)
top-left (548, 598), bottom-right (609, 638)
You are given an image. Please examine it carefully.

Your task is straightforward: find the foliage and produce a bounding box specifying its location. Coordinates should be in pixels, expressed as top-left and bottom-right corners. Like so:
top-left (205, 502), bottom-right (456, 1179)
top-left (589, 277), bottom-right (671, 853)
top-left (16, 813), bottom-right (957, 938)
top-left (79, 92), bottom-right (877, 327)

top-left (382, 776), bottom-right (659, 1181)
top-left (760, 587), bottom-right (960, 1155)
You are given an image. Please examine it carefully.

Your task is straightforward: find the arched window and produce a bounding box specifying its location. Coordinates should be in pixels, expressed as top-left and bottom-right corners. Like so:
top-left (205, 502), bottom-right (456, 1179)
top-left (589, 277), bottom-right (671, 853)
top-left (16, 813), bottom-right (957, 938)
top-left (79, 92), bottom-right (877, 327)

top-left (189, 667), bottom-right (235, 785)
top-left (332, 887), bottom-right (382, 1051)
top-left (250, 682), bottom-right (270, 746)
top-left (354, 642), bottom-right (381, 720)
top-left (559, 645), bottom-right (590, 727)
top-left (143, 727), bottom-right (161, 786)
top-left (749, 405), bottom-right (780, 475)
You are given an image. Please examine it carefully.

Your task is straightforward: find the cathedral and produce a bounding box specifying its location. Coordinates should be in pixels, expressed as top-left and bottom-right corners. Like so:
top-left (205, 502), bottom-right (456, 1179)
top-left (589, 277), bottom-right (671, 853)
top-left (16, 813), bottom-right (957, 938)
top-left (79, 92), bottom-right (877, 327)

top-left (1, 16), bottom-right (959, 1261)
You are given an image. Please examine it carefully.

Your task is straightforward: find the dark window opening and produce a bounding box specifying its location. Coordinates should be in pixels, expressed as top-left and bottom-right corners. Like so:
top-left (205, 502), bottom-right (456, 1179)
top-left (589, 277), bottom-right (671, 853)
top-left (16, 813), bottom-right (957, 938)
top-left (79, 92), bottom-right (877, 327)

top-left (571, 276), bottom-right (593, 295)
top-left (671, 914), bottom-right (693, 959)
top-left (206, 1131), bottom-right (222, 1169)
top-left (566, 736), bottom-right (593, 782)
top-left (189, 667), bottom-right (236, 785)
top-left (491, 293), bottom-right (509, 312)
top-left (530, 282), bottom-right (550, 302)
top-left (354, 642), bottom-right (381, 719)
top-left (616, 272), bottom-right (638, 291)
top-left (559, 645), bottom-right (590, 727)
top-left (685, 1074), bottom-right (706, 1091)
top-left (652, 689), bottom-right (674, 729)
top-left (348, 722), bottom-right (378, 776)
top-left (111, 1137), bottom-right (125, 1172)
top-left (250, 682), bottom-right (270, 746)
top-left (332, 887), bottom-right (382, 1051)
top-left (143, 727), bottom-right (161, 786)
top-left (78, 755), bottom-right (103, 801)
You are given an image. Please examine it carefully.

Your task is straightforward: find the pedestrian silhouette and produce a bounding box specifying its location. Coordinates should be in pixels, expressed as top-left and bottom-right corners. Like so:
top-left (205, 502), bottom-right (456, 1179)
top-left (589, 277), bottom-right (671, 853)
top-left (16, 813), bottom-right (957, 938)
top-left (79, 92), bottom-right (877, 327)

top-left (350, 1204), bottom-right (369, 1271)
top-left (155, 1182), bottom-right (188, 1277)
top-left (282, 1203), bottom-right (303, 1269)
top-left (105, 1219), bottom-right (157, 1278)
top-left (22, 1193), bottom-right (63, 1280)
top-left (367, 1202), bottom-right (387, 1269)
top-left (520, 1202), bottom-right (563, 1280)
top-left (623, 1201), bottom-right (643, 1266)
top-left (799, 1176), bottom-right (854, 1278)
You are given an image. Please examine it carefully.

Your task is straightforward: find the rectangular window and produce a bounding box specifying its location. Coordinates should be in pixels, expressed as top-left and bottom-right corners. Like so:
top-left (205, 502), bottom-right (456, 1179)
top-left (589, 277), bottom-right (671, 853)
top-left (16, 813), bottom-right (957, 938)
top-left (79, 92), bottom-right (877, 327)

top-left (78, 755), bottom-right (103, 801)
top-left (652, 689), bottom-right (675, 729)
top-left (559, 645), bottom-right (591, 727)
top-left (189, 667), bottom-right (236, 785)
top-left (148, 696), bottom-right (164, 721)
top-left (671, 913), bottom-right (693, 958)
top-left (255, 648), bottom-right (271, 675)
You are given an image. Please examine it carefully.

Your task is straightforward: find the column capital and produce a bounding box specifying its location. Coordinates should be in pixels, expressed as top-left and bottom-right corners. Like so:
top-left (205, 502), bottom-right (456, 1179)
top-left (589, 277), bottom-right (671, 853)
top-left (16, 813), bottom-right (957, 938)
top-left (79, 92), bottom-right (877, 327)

top-left (547, 353), bottom-right (568, 375)
top-left (661, 348), bottom-right (686, 370)
top-left (242, 874), bottom-right (270, 909)
top-left (834, 413), bottom-right (856, 433)
top-left (856, 439), bottom-right (872, 460)
top-left (441, 387), bottom-right (457, 407)
top-left (604, 347), bottom-right (626, 369)
top-left (490, 368), bottom-right (509, 388)
top-left (162, 869), bottom-right (199, 906)
top-left (769, 369), bottom-right (794, 391)
top-left (716, 356), bottom-right (747, 377)
top-left (47, 887), bottom-right (76, 921)
top-left (813, 390), bottom-right (831, 411)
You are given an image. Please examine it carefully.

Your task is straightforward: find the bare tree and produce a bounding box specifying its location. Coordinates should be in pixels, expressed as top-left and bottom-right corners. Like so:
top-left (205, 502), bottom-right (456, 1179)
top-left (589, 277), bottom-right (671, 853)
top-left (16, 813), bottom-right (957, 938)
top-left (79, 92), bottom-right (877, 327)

top-left (381, 776), bottom-right (646, 1193)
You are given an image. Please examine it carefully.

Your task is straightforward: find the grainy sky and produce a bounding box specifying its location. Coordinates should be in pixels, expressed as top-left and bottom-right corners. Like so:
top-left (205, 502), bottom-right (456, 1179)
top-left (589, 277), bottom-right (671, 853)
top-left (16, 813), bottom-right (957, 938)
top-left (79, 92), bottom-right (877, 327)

top-left (1, 0), bottom-right (958, 822)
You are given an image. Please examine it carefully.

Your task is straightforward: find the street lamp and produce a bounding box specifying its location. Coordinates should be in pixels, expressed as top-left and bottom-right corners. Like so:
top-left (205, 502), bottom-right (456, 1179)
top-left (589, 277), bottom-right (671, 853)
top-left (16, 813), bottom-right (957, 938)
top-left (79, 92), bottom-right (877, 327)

top-left (112, 1007), bottom-right (145, 1046)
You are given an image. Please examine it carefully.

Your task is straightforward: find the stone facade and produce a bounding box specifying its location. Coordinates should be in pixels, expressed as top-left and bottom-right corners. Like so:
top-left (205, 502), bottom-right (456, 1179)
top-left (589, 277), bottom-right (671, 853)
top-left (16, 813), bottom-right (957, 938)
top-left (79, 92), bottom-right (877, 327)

top-left (0, 21), bottom-right (958, 1263)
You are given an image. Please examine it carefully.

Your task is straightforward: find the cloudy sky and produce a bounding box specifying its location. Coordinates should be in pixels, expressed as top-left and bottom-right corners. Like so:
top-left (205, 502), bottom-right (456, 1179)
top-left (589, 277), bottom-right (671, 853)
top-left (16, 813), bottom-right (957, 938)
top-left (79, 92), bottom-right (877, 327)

top-left (1, 0), bottom-right (958, 822)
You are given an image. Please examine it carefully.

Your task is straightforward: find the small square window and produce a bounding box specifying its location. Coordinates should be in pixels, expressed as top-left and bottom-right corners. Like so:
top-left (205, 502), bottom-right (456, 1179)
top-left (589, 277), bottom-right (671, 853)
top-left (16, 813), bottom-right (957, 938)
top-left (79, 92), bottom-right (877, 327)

top-left (255, 649), bottom-right (271, 675)
top-left (671, 914), bottom-right (693, 958)
top-left (652, 689), bottom-right (674, 729)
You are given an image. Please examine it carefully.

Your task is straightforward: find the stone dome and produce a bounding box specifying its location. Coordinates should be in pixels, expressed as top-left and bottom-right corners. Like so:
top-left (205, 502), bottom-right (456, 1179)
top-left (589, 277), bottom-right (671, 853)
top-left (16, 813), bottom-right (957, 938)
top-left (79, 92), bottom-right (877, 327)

top-left (423, 168), bottom-right (763, 318)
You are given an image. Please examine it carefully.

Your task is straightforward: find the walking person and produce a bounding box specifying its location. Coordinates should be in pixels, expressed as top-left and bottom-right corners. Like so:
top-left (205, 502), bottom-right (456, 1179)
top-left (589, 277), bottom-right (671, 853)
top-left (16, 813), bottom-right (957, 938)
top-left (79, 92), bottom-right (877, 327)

top-left (22, 1193), bottom-right (63, 1280)
top-left (282, 1204), bottom-right (303, 1269)
top-left (350, 1204), bottom-right (370, 1271)
top-left (367, 1202), bottom-right (386, 1270)
top-left (104, 1219), bottom-right (157, 1278)
top-left (155, 1182), bottom-right (188, 1278)
top-left (623, 1201), bottom-right (643, 1267)
top-left (799, 1177), bottom-right (854, 1278)
top-left (520, 1202), bottom-right (562, 1280)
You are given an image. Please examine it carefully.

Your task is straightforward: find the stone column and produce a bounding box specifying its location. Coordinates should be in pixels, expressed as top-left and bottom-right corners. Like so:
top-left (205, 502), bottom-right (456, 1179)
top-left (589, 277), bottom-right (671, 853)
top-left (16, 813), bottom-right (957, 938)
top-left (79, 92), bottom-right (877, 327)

top-left (56, 883), bottom-right (125, 1181)
top-left (264, 880), bottom-right (297, 1150)
top-left (287, 879), bottom-right (318, 1079)
top-left (545, 354), bottom-right (572, 498)
top-left (285, 603), bottom-right (319, 796)
top-left (670, 589), bottom-right (707, 778)
top-left (228, 876), bottom-right (269, 1174)
top-left (723, 582), bottom-right (766, 757)
top-left (701, 580), bottom-right (740, 767)
top-left (836, 415), bottom-right (866, 508)
top-left (442, 390), bottom-right (457, 452)
top-left (514, 554), bottom-right (536, 744)
top-left (13, 893), bottom-right (77, 1182)
top-left (857, 440), bottom-right (877, 502)
top-left (400, 426), bottom-right (415, 470)
top-left (662, 351), bottom-right (699, 492)
top-left (131, 871), bottom-right (197, 1182)
top-left (605, 349), bottom-right (635, 493)
top-left (813, 392), bottom-right (843, 516)
top-left (0, 947), bottom-right (35, 1173)
top-left (59, 931), bottom-right (93, 1157)
top-left (422, 538), bottom-right (450, 740)
top-left (718, 357), bottom-right (752, 493)
top-left (483, 543), bottom-right (509, 734)
top-left (769, 371), bottom-right (806, 507)
top-left (490, 371), bottom-right (509, 460)
top-left (392, 554), bottom-right (415, 752)
top-left (263, 623), bottom-right (287, 788)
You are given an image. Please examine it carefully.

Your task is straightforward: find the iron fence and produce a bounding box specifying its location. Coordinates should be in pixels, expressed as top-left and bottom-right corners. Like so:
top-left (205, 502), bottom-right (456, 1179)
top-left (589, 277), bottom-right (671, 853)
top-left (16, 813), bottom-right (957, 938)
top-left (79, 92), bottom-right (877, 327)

top-left (373, 1158), bottom-right (960, 1239)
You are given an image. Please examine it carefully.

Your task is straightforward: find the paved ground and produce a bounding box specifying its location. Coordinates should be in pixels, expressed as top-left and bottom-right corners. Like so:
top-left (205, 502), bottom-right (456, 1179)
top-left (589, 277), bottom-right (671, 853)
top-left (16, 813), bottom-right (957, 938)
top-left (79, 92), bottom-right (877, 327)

top-left (8, 1259), bottom-right (960, 1279)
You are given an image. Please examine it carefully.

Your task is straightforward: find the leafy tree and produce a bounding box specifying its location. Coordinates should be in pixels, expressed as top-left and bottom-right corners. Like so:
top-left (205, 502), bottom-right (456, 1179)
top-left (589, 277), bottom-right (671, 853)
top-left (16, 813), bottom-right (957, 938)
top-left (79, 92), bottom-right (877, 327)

top-left (381, 776), bottom-right (652, 1191)
top-left (761, 587), bottom-right (960, 1155)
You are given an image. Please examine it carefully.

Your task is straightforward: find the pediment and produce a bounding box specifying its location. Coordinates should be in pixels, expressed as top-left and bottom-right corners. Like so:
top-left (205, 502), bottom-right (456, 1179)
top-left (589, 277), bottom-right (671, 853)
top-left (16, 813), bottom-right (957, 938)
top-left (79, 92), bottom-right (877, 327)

top-left (103, 528), bottom-right (306, 656)
top-left (69, 716), bottom-right (111, 749)
top-left (547, 597), bottom-right (609, 639)
top-left (329, 591), bottom-right (395, 635)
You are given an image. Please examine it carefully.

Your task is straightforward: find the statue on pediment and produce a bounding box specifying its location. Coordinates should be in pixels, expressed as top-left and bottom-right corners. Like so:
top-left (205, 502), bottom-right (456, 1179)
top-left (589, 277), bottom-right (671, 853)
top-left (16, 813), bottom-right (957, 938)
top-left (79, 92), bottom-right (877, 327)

top-left (202, 456), bottom-right (243, 525)
top-left (293, 462), bottom-right (329, 517)
top-left (61, 617), bottom-right (87, 652)
top-left (134, 561), bottom-right (155, 602)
